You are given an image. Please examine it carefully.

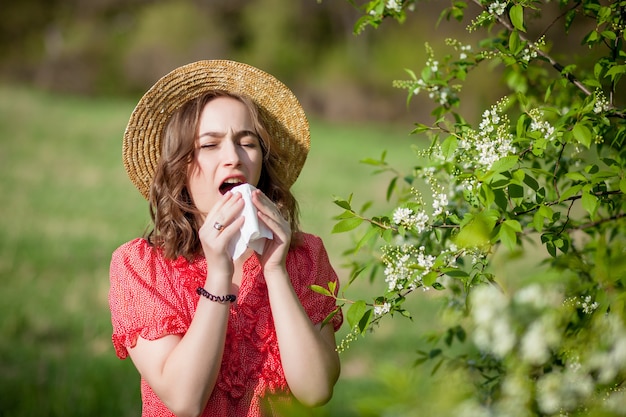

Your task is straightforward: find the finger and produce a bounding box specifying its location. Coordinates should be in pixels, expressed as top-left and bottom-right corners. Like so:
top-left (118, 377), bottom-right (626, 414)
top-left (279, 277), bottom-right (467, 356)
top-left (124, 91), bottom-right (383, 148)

top-left (200, 194), bottom-right (244, 242)
top-left (251, 190), bottom-right (282, 219)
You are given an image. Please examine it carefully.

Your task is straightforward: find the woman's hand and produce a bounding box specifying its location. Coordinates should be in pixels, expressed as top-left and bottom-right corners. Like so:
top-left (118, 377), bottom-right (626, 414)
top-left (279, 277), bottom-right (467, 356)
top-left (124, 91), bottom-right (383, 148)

top-left (198, 191), bottom-right (245, 277)
top-left (252, 189), bottom-right (291, 272)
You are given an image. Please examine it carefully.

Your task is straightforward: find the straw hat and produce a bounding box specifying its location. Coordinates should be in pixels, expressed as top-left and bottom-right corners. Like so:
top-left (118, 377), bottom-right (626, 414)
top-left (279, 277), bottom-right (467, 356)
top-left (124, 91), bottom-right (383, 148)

top-left (122, 60), bottom-right (310, 200)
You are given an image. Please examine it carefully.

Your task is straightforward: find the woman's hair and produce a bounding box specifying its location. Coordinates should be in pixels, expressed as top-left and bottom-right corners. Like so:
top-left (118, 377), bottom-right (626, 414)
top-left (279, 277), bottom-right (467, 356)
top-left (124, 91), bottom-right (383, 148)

top-left (147, 90), bottom-right (301, 260)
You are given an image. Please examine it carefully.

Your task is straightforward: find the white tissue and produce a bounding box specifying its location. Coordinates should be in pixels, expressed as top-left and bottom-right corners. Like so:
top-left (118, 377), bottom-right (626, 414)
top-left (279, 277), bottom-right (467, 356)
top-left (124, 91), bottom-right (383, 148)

top-left (227, 183), bottom-right (273, 260)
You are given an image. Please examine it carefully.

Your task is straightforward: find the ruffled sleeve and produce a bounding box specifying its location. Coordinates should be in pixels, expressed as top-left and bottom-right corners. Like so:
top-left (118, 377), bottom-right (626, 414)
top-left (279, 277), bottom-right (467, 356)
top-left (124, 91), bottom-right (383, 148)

top-left (288, 234), bottom-right (343, 331)
top-left (109, 238), bottom-right (190, 359)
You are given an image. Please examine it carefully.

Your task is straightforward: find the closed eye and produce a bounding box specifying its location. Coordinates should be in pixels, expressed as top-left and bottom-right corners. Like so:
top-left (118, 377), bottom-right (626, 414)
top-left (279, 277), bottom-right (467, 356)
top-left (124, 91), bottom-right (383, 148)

top-left (199, 143), bottom-right (217, 149)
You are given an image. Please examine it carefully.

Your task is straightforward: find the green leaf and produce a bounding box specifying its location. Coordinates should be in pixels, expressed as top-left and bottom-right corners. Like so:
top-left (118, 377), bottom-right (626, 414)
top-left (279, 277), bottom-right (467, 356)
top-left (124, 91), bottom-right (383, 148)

top-left (620, 178), bottom-right (626, 194)
top-left (358, 309), bottom-right (373, 334)
top-left (327, 280), bottom-right (336, 295)
top-left (523, 173), bottom-right (539, 191)
top-left (533, 205), bottom-right (554, 232)
top-left (509, 30), bottom-right (522, 55)
top-left (581, 191), bottom-right (599, 218)
top-left (572, 122), bottom-right (592, 148)
top-left (442, 268), bottom-right (470, 280)
top-left (499, 220), bottom-right (521, 251)
top-left (559, 184), bottom-right (582, 202)
top-left (355, 225), bottom-right (381, 252)
top-left (479, 182), bottom-right (495, 208)
top-left (332, 217), bottom-right (363, 233)
top-left (509, 5), bottom-right (525, 32)
top-left (441, 135), bottom-right (458, 160)
top-left (347, 300), bottom-right (366, 329)
top-left (333, 196), bottom-right (352, 210)
top-left (321, 307), bottom-right (340, 328)
top-left (503, 219), bottom-right (522, 232)
top-left (386, 176), bottom-right (398, 202)
top-left (422, 271), bottom-right (438, 287)
top-left (454, 211), bottom-right (495, 249)
top-left (411, 123), bottom-right (431, 134)
top-left (565, 172), bottom-right (588, 182)
top-left (490, 155), bottom-right (519, 174)
top-left (310, 284), bottom-right (332, 297)
top-left (605, 64), bottom-right (626, 81)
top-left (508, 183), bottom-right (524, 198)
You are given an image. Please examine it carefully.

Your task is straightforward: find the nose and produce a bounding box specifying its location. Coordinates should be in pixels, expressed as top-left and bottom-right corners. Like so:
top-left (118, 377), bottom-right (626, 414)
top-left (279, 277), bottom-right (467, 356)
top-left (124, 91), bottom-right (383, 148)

top-left (222, 139), bottom-right (242, 166)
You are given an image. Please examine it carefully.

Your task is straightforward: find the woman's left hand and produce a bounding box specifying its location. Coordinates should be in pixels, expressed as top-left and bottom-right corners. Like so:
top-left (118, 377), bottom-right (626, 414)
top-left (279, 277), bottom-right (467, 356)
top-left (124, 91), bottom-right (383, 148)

top-left (251, 189), bottom-right (290, 272)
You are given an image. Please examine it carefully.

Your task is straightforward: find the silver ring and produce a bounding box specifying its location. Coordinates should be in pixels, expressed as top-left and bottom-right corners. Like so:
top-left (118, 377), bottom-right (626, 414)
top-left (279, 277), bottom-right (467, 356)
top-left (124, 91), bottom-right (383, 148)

top-left (213, 222), bottom-right (224, 231)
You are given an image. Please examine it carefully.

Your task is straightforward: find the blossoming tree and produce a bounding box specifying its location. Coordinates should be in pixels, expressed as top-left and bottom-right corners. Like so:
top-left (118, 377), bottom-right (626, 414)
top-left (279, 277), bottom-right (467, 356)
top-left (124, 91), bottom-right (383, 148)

top-left (318, 0), bottom-right (626, 415)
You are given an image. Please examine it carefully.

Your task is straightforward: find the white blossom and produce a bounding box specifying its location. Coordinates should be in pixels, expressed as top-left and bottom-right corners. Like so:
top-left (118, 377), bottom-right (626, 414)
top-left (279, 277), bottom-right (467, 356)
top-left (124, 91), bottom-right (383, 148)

top-left (536, 370), bottom-right (594, 414)
top-left (458, 99), bottom-right (516, 171)
top-left (520, 315), bottom-right (560, 365)
top-left (392, 207), bottom-right (430, 232)
top-left (471, 285), bottom-right (516, 357)
top-left (432, 192), bottom-right (448, 216)
top-left (374, 302), bottom-right (391, 316)
top-left (488, 1), bottom-right (507, 16)
top-left (393, 207), bottom-right (413, 225)
top-left (577, 295), bottom-right (599, 314)
top-left (385, 0), bottom-right (402, 13)
top-left (594, 90), bottom-right (611, 113)
top-left (588, 317), bottom-right (626, 383)
top-left (528, 109), bottom-right (556, 141)
top-left (514, 284), bottom-right (562, 309)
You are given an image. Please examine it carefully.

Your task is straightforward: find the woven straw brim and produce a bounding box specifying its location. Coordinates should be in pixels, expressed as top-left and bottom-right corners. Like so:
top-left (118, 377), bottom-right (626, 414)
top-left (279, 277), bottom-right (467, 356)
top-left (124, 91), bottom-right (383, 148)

top-left (123, 60), bottom-right (310, 200)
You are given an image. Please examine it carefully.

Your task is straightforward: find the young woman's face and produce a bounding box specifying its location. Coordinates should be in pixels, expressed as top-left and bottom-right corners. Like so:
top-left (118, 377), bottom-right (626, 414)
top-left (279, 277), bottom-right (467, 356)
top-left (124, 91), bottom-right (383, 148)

top-left (187, 96), bottom-right (263, 215)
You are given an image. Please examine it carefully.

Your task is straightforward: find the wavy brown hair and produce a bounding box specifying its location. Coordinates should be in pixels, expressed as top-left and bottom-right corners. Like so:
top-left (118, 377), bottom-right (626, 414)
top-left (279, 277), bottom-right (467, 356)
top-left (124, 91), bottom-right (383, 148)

top-left (147, 91), bottom-right (302, 261)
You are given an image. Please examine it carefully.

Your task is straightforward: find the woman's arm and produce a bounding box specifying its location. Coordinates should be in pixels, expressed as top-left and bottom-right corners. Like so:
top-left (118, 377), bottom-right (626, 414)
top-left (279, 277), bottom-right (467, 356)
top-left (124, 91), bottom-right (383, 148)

top-left (127, 284), bottom-right (231, 417)
top-left (126, 192), bottom-right (245, 417)
top-left (253, 189), bottom-right (340, 406)
top-left (264, 268), bottom-right (341, 406)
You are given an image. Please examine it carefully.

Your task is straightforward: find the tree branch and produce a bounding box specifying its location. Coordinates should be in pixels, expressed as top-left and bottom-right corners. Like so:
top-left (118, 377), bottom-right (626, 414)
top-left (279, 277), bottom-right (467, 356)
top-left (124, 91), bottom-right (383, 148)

top-left (470, 0), bottom-right (592, 96)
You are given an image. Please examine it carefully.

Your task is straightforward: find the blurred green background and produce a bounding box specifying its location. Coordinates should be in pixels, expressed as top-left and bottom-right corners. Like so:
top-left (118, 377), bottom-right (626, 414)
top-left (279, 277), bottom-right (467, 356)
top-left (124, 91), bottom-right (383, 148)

top-left (0, 0), bottom-right (485, 415)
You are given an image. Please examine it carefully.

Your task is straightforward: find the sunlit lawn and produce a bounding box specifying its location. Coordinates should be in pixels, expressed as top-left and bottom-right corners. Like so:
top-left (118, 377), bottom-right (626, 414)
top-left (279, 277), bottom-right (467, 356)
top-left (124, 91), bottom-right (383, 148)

top-left (0, 85), bottom-right (449, 416)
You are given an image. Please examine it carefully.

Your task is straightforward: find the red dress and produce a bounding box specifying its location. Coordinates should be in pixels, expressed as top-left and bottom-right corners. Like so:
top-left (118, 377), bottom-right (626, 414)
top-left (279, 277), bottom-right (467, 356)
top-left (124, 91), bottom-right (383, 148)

top-left (109, 233), bottom-right (343, 417)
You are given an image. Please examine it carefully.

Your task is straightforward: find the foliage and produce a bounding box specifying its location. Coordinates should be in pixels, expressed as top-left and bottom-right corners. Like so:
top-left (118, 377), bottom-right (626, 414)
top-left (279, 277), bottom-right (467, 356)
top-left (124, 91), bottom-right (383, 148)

top-left (327, 0), bottom-right (626, 415)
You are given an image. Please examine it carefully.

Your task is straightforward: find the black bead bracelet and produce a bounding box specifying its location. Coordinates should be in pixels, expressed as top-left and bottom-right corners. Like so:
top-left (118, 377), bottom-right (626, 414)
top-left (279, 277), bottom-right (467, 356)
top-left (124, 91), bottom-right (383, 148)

top-left (196, 287), bottom-right (237, 303)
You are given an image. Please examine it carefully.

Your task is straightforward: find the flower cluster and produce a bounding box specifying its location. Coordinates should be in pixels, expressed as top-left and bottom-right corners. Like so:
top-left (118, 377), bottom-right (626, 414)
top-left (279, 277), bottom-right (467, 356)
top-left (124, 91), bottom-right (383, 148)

top-left (488, 0), bottom-right (507, 16)
top-left (374, 302), bottom-right (391, 316)
top-left (446, 38), bottom-right (473, 60)
top-left (382, 244), bottom-right (437, 291)
top-left (471, 284), bottom-right (563, 361)
top-left (420, 167), bottom-right (450, 216)
top-left (457, 98), bottom-right (516, 170)
top-left (578, 295), bottom-right (599, 314)
top-left (392, 42), bottom-right (462, 107)
top-left (528, 108), bottom-right (556, 141)
top-left (594, 89), bottom-right (611, 113)
top-left (471, 285), bottom-right (516, 357)
top-left (466, 282), bottom-right (626, 414)
top-left (392, 206), bottom-right (430, 232)
top-left (385, 0), bottom-right (402, 13)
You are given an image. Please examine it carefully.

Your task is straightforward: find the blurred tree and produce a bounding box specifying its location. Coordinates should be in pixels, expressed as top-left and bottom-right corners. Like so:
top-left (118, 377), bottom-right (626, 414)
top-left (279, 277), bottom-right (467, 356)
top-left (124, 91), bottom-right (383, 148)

top-left (0, 0), bottom-right (465, 121)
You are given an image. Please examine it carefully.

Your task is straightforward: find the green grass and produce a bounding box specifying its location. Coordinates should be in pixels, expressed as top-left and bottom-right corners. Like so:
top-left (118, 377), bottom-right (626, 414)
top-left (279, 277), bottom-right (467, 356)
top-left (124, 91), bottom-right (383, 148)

top-left (0, 85), bottom-right (444, 416)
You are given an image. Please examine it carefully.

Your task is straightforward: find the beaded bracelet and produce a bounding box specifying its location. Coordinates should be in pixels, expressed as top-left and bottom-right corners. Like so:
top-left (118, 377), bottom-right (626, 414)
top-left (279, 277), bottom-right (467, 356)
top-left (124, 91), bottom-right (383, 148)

top-left (196, 287), bottom-right (237, 303)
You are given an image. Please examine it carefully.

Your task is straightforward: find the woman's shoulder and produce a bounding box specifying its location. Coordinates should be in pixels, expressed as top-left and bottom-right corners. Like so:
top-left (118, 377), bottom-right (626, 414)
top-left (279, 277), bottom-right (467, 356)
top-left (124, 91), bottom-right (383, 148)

top-left (293, 232), bottom-right (324, 250)
top-left (288, 232), bottom-right (331, 266)
top-left (112, 237), bottom-right (156, 262)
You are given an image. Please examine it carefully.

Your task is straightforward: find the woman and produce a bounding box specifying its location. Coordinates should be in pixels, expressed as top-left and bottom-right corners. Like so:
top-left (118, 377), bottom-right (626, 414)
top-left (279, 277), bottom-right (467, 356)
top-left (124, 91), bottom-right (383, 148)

top-left (109, 60), bottom-right (342, 417)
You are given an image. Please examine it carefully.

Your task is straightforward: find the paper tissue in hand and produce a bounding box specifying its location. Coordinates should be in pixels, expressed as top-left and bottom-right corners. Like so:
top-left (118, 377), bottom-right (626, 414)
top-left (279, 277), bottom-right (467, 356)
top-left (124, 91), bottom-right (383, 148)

top-left (227, 183), bottom-right (273, 260)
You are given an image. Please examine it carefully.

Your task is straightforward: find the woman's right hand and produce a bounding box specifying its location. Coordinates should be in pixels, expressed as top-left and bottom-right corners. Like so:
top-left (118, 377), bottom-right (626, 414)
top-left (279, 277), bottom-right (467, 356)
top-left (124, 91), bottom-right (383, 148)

top-left (198, 191), bottom-right (245, 278)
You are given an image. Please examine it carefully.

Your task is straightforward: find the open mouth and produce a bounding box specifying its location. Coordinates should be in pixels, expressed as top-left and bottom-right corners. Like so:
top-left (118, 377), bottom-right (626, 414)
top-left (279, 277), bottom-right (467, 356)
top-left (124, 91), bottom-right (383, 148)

top-left (219, 177), bottom-right (246, 194)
